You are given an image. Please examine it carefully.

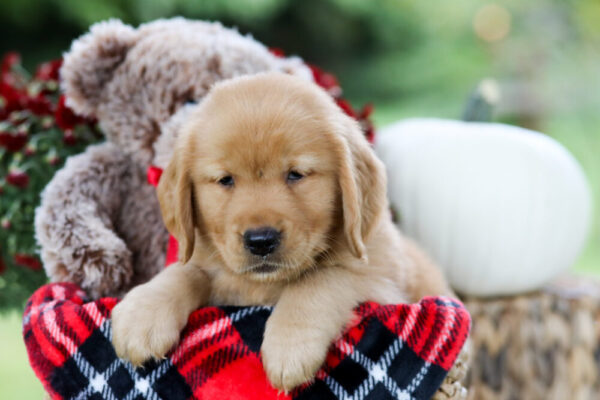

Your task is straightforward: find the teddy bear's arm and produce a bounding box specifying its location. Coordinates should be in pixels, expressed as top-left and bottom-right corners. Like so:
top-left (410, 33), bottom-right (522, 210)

top-left (35, 142), bottom-right (139, 299)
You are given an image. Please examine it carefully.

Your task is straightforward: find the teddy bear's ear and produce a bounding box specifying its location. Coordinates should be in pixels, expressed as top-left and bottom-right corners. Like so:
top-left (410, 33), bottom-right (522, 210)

top-left (61, 19), bottom-right (138, 117)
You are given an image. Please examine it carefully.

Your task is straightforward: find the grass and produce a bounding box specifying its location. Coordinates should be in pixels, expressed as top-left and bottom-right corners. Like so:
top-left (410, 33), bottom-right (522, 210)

top-left (0, 312), bottom-right (45, 399)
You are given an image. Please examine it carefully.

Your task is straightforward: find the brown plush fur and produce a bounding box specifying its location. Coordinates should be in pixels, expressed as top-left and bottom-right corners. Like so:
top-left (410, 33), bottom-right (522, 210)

top-left (34, 18), bottom-right (313, 298)
top-left (111, 73), bottom-right (452, 391)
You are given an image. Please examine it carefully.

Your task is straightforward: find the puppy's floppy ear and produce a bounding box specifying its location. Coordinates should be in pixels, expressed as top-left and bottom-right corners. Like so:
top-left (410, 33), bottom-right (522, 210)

top-left (157, 144), bottom-right (196, 263)
top-left (334, 117), bottom-right (387, 260)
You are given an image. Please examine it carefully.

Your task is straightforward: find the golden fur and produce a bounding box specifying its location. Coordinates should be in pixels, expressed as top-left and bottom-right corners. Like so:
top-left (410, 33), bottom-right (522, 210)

top-left (111, 73), bottom-right (452, 391)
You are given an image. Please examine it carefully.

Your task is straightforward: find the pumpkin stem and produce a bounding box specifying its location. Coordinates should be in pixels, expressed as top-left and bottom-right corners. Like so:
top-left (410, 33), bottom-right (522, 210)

top-left (462, 78), bottom-right (500, 122)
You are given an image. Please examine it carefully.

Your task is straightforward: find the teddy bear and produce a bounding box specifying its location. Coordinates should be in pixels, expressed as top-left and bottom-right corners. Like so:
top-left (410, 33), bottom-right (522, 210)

top-left (34, 17), bottom-right (313, 299)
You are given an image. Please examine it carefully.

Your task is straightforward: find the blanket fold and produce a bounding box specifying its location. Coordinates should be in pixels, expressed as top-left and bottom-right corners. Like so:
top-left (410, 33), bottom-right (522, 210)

top-left (23, 283), bottom-right (470, 400)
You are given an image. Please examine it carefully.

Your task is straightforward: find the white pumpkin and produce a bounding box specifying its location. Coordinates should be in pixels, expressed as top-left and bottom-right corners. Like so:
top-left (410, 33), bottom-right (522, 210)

top-left (376, 118), bottom-right (592, 297)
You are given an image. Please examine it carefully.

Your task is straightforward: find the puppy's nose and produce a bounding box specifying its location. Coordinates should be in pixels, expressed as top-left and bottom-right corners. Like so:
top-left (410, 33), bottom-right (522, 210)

top-left (243, 227), bottom-right (281, 256)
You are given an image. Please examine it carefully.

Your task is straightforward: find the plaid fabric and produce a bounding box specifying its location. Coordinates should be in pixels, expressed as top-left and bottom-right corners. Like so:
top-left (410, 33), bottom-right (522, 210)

top-left (24, 283), bottom-right (470, 400)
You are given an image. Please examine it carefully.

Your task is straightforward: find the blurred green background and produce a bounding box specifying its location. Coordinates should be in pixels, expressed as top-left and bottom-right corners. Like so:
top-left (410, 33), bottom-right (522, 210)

top-left (0, 0), bottom-right (598, 398)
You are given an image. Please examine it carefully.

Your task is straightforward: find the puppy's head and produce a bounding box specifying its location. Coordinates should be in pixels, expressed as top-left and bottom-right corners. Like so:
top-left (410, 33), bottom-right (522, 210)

top-left (158, 73), bottom-right (386, 281)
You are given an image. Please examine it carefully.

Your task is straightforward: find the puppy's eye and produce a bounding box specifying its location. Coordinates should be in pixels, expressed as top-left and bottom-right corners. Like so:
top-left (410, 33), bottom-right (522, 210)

top-left (286, 170), bottom-right (304, 183)
top-left (218, 176), bottom-right (234, 187)
top-left (185, 98), bottom-right (197, 105)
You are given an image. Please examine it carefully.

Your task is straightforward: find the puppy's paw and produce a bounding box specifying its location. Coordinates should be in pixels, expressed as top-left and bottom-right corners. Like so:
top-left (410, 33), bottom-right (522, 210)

top-left (261, 324), bottom-right (328, 392)
top-left (111, 285), bottom-right (185, 366)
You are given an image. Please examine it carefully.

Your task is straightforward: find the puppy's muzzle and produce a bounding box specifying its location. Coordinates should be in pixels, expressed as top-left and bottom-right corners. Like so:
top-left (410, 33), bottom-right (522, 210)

top-left (243, 227), bottom-right (281, 256)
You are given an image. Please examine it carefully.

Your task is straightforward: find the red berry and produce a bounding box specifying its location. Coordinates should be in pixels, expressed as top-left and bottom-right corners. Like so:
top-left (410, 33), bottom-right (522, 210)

top-left (6, 169), bottom-right (29, 188)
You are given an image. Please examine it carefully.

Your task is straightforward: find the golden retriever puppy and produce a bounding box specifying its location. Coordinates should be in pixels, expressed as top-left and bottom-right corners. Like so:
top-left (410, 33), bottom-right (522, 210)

top-left (111, 72), bottom-right (453, 391)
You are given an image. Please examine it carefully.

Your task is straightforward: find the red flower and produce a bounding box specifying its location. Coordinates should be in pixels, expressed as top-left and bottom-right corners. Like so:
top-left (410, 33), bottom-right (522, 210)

top-left (309, 64), bottom-right (341, 96)
top-left (336, 98), bottom-right (357, 118)
top-left (55, 95), bottom-right (86, 130)
top-left (268, 51), bottom-right (343, 96)
top-left (63, 129), bottom-right (77, 146)
top-left (1, 52), bottom-right (20, 75)
top-left (26, 94), bottom-right (53, 116)
top-left (6, 168), bottom-right (29, 188)
top-left (35, 59), bottom-right (62, 81)
top-left (359, 103), bottom-right (374, 120)
top-left (358, 104), bottom-right (375, 144)
top-left (13, 253), bottom-right (42, 271)
top-left (363, 120), bottom-right (375, 144)
top-left (269, 48), bottom-right (285, 58)
top-left (0, 130), bottom-right (28, 152)
top-left (335, 100), bottom-right (376, 143)
top-left (262, 53), bottom-right (376, 142)
top-left (0, 80), bottom-right (27, 117)
top-left (0, 76), bottom-right (52, 117)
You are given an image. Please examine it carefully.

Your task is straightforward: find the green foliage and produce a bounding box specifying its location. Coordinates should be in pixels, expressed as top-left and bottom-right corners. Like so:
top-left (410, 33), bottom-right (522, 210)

top-left (0, 55), bottom-right (102, 311)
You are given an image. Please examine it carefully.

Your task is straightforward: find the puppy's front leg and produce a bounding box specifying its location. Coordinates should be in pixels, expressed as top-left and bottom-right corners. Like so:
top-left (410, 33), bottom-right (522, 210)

top-left (261, 267), bottom-right (361, 392)
top-left (111, 262), bottom-right (210, 366)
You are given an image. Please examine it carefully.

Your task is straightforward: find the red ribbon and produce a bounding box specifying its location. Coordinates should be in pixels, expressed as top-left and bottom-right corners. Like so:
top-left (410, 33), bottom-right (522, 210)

top-left (147, 165), bottom-right (164, 187)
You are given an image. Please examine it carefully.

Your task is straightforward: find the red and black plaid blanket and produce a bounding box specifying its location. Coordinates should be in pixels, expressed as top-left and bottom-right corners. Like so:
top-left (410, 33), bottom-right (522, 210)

top-left (24, 282), bottom-right (470, 400)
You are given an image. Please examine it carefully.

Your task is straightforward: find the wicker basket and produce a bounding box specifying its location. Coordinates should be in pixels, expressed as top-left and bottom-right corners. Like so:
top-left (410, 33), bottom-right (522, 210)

top-left (434, 344), bottom-right (470, 399)
top-left (463, 275), bottom-right (600, 400)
